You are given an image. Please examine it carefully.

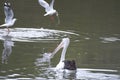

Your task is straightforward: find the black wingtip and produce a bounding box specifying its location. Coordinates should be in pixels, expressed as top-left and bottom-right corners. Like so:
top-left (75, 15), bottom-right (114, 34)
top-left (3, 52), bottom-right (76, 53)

top-left (4, 1), bottom-right (11, 7)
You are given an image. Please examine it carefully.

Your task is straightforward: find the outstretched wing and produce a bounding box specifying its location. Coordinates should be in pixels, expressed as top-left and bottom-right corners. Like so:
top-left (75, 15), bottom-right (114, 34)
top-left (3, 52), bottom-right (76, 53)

top-left (4, 3), bottom-right (14, 23)
top-left (38, 0), bottom-right (51, 12)
top-left (50, 0), bottom-right (55, 9)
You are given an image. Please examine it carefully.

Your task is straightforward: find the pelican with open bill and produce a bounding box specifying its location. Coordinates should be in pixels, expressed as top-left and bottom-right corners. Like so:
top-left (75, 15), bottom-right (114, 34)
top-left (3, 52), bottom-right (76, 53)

top-left (50, 38), bottom-right (77, 71)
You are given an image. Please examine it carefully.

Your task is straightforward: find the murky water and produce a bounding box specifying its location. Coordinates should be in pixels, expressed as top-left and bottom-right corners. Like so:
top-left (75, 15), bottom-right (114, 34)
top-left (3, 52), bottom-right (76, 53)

top-left (0, 0), bottom-right (120, 80)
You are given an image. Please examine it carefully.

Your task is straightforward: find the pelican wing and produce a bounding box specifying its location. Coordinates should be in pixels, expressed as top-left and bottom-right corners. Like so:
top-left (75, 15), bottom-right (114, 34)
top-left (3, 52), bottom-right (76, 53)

top-left (4, 5), bottom-right (14, 23)
top-left (50, 0), bottom-right (55, 9)
top-left (38, 0), bottom-right (51, 12)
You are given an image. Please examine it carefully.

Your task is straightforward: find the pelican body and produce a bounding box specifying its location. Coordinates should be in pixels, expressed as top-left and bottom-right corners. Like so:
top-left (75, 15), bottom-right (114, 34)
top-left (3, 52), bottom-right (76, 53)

top-left (50, 38), bottom-right (76, 70)
top-left (64, 60), bottom-right (76, 70)
top-left (0, 2), bottom-right (17, 33)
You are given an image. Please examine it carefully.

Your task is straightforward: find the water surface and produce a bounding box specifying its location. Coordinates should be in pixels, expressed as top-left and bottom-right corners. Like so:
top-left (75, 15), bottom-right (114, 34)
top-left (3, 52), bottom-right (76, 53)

top-left (0, 0), bottom-right (120, 79)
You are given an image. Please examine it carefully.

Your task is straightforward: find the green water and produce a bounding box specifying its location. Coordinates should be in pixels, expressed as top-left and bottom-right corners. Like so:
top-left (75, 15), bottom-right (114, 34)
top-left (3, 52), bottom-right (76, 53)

top-left (0, 0), bottom-right (120, 79)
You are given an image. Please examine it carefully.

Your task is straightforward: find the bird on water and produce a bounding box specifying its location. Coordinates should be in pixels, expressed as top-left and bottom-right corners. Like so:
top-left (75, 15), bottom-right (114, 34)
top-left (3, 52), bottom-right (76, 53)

top-left (45, 38), bottom-right (76, 70)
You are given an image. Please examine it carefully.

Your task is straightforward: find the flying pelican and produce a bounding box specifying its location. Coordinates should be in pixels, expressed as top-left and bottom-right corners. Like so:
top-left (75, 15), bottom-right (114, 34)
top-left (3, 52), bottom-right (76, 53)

top-left (50, 38), bottom-right (76, 70)
top-left (38, 0), bottom-right (60, 24)
top-left (0, 2), bottom-right (17, 34)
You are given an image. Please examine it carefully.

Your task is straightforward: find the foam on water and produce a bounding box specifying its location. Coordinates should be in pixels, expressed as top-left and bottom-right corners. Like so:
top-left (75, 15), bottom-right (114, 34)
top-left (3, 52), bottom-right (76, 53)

top-left (0, 28), bottom-right (79, 42)
top-left (46, 68), bottom-right (120, 80)
top-left (100, 37), bottom-right (120, 43)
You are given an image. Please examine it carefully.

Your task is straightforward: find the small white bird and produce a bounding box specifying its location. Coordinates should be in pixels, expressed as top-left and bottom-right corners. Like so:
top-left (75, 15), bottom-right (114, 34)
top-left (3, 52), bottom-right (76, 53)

top-left (0, 2), bottom-right (17, 34)
top-left (38, 0), bottom-right (60, 24)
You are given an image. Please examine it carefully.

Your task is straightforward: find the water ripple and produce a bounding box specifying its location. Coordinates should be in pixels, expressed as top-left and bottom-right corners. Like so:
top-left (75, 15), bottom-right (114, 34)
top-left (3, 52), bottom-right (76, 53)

top-left (0, 28), bottom-right (79, 42)
top-left (100, 37), bottom-right (120, 43)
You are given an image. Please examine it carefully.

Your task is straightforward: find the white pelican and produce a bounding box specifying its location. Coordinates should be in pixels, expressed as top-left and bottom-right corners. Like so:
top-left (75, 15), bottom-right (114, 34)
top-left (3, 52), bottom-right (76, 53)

top-left (0, 2), bottom-right (17, 34)
top-left (38, 0), bottom-right (60, 24)
top-left (50, 38), bottom-right (76, 70)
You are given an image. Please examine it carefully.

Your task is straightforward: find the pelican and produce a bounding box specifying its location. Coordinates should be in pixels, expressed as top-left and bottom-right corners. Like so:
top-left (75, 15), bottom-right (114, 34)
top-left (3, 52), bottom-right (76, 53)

top-left (38, 0), bottom-right (60, 24)
top-left (0, 2), bottom-right (17, 34)
top-left (50, 38), bottom-right (76, 70)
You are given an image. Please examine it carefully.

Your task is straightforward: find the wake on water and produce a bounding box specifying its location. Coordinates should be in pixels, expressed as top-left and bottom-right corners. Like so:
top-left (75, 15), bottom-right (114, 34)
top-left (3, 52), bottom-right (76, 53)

top-left (0, 28), bottom-right (79, 42)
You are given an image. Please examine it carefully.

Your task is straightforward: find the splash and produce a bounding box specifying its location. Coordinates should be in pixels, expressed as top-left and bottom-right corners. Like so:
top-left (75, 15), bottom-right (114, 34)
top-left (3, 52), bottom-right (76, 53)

top-left (0, 28), bottom-right (79, 42)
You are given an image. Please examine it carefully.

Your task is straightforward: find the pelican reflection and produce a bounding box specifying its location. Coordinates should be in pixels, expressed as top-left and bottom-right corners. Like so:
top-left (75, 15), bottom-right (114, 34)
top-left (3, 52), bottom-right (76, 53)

top-left (1, 35), bottom-right (14, 64)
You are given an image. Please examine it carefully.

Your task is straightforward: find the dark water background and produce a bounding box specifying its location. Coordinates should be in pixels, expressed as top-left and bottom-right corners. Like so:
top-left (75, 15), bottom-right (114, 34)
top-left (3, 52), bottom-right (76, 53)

top-left (0, 0), bottom-right (120, 79)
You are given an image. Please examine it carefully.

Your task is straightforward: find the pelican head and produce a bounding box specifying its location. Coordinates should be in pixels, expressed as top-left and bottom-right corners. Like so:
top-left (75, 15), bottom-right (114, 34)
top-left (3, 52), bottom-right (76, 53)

top-left (50, 38), bottom-right (70, 58)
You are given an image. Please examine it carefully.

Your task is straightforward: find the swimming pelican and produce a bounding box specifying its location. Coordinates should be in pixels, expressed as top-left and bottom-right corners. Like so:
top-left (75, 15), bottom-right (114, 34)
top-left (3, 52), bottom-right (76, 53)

top-left (50, 38), bottom-right (76, 70)
top-left (38, 0), bottom-right (60, 24)
top-left (0, 2), bottom-right (17, 34)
